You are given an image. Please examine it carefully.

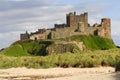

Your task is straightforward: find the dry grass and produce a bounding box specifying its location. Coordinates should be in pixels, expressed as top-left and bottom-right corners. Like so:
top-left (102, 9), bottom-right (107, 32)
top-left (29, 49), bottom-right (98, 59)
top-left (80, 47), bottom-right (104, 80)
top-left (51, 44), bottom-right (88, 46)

top-left (0, 48), bottom-right (120, 70)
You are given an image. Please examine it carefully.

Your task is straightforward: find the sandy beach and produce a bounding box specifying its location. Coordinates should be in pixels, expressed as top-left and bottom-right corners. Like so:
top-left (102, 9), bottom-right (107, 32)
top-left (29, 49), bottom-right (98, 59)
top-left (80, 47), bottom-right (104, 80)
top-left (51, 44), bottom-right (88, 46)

top-left (0, 67), bottom-right (119, 80)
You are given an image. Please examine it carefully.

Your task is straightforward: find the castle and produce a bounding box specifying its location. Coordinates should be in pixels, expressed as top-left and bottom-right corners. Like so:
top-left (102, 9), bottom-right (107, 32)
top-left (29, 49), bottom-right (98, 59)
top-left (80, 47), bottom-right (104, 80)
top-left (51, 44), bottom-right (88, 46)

top-left (20, 12), bottom-right (111, 40)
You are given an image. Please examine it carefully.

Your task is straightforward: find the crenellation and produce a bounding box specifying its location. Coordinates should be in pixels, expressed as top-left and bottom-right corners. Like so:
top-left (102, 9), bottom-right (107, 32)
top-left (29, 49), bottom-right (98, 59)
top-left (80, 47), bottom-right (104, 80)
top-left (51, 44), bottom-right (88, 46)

top-left (55, 24), bottom-right (67, 28)
top-left (20, 12), bottom-right (112, 40)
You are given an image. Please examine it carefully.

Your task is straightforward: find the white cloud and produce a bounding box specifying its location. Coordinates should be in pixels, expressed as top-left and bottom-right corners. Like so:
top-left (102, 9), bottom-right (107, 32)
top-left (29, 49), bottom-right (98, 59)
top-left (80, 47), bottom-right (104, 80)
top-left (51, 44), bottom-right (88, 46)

top-left (0, 31), bottom-right (21, 48)
top-left (0, 5), bottom-right (73, 32)
top-left (112, 35), bottom-right (120, 46)
top-left (111, 20), bottom-right (120, 36)
top-left (7, 0), bottom-right (27, 1)
top-left (0, 4), bottom-right (74, 49)
top-left (0, 0), bottom-right (119, 49)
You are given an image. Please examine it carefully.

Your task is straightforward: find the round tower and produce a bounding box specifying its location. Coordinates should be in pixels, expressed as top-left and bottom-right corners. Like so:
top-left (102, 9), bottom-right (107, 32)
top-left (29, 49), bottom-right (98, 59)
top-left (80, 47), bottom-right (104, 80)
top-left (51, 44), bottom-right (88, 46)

top-left (101, 18), bottom-right (111, 38)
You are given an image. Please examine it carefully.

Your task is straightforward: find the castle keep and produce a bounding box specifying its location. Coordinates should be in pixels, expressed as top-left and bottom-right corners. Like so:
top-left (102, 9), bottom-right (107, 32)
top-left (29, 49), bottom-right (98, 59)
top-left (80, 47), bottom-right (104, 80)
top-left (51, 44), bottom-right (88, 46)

top-left (20, 12), bottom-right (111, 40)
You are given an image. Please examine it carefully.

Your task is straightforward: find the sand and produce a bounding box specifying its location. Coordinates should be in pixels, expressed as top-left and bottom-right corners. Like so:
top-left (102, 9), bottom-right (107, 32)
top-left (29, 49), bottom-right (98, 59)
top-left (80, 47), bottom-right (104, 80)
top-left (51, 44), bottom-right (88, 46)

top-left (0, 67), bottom-right (119, 80)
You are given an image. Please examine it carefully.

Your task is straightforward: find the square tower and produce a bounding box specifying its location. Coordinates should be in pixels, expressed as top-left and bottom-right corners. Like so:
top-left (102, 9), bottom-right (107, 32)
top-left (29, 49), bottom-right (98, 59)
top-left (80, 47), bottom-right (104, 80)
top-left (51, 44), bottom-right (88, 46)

top-left (66, 12), bottom-right (88, 30)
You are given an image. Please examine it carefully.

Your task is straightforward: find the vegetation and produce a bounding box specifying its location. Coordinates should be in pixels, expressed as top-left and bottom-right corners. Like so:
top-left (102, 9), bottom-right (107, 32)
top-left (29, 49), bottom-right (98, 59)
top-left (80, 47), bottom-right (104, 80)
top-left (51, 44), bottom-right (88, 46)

top-left (0, 35), bottom-right (119, 70)
top-left (0, 48), bottom-right (120, 70)
top-left (1, 39), bottom-right (81, 56)
top-left (71, 35), bottom-right (116, 50)
top-left (1, 35), bottom-right (116, 56)
top-left (1, 40), bottom-right (54, 56)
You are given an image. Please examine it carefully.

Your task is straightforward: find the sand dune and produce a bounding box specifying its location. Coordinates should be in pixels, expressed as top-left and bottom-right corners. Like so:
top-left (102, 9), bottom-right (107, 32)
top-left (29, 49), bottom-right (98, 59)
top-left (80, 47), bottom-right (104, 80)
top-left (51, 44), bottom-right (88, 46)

top-left (0, 67), bottom-right (119, 80)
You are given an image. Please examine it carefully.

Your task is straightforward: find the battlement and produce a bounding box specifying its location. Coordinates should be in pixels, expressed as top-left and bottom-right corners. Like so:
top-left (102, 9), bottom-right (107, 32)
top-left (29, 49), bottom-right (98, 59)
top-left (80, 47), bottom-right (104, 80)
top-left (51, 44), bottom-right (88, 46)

top-left (66, 12), bottom-right (88, 29)
top-left (20, 12), bottom-right (111, 40)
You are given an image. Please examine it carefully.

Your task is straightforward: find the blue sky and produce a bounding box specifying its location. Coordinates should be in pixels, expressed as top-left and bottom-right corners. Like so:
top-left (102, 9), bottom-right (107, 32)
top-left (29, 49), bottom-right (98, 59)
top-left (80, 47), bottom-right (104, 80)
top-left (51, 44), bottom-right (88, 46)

top-left (0, 0), bottom-right (120, 49)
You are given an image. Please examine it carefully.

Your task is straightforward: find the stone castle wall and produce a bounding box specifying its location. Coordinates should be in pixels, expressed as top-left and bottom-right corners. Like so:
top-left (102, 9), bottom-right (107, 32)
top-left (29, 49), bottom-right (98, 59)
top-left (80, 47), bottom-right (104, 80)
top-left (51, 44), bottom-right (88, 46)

top-left (20, 12), bottom-right (111, 40)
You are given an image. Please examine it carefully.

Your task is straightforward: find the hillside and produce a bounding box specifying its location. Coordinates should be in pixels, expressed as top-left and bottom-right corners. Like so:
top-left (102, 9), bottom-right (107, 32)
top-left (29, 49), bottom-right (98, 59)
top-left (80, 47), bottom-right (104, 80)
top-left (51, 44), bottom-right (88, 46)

top-left (1, 35), bottom-right (116, 56)
top-left (1, 40), bottom-right (53, 56)
top-left (71, 35), bottom-right (116, 50)
top-left (0, 35), bottom-right (120, 70)
top-left (1, 39), bottom-right (80, 56)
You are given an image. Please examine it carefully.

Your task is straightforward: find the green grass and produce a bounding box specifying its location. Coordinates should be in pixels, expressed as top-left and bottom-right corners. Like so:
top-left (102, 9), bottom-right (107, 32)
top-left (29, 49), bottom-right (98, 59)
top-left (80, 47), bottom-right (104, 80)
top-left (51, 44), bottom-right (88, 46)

top-left (1, 35), bottom-right (116, 56)
top-left (71, 35), bottom-right (116, 50)
top-left (2, 40), bottom-right (53, 56)
top-left (0, 35), bottom-right (119, 70)
top-left (1, 39), bottom-right (81, 56)
top-left (0, 48), bottom-right (120, 70)
top-left (2, 44), bottom-right (30, 56)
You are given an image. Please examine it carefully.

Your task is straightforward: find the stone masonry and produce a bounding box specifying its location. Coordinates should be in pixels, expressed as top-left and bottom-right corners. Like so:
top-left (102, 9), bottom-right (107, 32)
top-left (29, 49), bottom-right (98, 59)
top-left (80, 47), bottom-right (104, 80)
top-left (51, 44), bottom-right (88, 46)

top-left (20, 12), bottom-right (111, 40)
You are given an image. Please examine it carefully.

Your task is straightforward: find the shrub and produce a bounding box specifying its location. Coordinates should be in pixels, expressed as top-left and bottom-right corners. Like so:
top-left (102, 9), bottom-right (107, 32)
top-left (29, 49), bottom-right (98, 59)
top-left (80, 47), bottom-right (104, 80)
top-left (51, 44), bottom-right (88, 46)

top-left (0, 44), bottom-right (119, 69)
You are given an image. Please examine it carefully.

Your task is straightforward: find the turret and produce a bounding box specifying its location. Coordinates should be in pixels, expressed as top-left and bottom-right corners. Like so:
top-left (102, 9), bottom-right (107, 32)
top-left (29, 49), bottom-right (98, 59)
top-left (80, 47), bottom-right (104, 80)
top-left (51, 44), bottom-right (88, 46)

top-left (101, 18), bottom-right (111, 38)
top-left (66, 12), bottom-right (76, 29)
top-left (84, 12), bottom-right (88, 27)
top-left (78, 22), bottom-right (84, 32)
top-left (66, 12), bottom-right (88, 30)
top-left (20, 31), bottom-right (29, 40)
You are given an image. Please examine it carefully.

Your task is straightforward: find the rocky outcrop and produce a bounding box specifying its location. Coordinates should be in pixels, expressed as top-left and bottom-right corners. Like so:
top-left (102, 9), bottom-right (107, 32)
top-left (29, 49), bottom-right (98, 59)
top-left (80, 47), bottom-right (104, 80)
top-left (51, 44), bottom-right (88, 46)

top-left (46, 42), bottom-right (81, 55)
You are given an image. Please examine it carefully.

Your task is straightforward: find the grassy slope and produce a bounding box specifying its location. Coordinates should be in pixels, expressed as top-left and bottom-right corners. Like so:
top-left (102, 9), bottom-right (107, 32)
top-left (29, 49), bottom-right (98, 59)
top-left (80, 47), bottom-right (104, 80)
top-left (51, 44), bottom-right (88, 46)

top-left (1, 40), bottom-right (51, 56)
top-left (0, 36), bottom-right (119, 70)
top-left (1, 35), bottom-right (116, 56)
top-left (71, 35), bottom-right (116, 50)
top-left (0, 49), bottom-right (120, 69)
